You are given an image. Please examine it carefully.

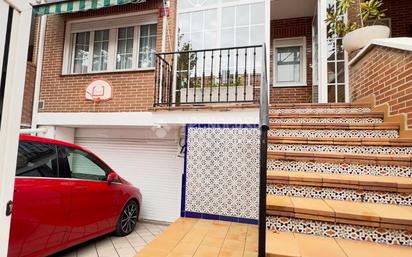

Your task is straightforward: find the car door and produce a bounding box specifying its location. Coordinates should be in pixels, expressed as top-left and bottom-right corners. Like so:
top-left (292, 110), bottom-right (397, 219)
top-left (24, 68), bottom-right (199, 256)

top-left (57, 146), bottom-right (123, 244)
top-left (8, 141), bottom-right (70, 257)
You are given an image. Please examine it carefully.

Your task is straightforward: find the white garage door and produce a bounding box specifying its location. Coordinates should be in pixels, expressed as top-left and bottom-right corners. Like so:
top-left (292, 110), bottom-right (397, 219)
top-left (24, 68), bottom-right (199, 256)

top-left (74, 137), bottom-right (182, 222)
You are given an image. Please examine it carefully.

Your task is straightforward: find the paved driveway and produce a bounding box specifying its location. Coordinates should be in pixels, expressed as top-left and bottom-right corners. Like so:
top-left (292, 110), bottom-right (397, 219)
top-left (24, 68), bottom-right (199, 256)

top-left (53, 222), bottom-right (169, 257)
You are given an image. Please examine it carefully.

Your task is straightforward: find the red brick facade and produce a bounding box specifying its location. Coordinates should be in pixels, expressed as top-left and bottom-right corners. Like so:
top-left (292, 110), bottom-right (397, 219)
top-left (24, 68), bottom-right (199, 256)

top-left (39, 0), bottom-right (176, 113)
top-left (270, 17), bottom-right (313, 104)
top-left (350, 46), bottom-right (412, 126)
top-left (349, 0), bottom-right (412, 37)
top-left (383, 0), bottom-right (412, 37)
top-left (21, 63), bottom-right (36, 126)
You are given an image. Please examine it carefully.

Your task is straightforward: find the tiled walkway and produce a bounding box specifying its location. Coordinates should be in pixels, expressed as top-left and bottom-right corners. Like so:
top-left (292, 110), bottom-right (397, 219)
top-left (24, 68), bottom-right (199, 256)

top-left (54, 222), bottom-right (169, 257)
top-left (136, 218), bottom-right (258, 257)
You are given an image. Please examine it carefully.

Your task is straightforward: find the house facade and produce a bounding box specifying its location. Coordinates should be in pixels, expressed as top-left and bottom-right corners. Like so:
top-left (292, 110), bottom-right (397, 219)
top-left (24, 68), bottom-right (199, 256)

top-left (23, 0), bottom-right (412, 225)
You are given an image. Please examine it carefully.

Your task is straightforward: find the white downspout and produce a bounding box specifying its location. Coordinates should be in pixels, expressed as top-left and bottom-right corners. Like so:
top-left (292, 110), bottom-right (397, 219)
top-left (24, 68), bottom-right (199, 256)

top-left (31, 8), bottom-right (46, 130)
top-left (158, 0), bottom-right (169, 104)
top-left (317, 0), bottom-right (328, 103)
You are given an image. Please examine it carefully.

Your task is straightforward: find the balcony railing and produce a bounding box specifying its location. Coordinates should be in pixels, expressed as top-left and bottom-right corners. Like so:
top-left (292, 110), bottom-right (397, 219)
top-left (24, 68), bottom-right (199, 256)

top-left (154, 45), bottom-right (264, 107)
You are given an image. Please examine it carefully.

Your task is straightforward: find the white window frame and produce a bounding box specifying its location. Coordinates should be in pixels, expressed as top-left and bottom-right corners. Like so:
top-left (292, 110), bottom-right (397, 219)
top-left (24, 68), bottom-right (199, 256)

top-left (176, 0), bottom-right (266, 50)
top-left (273, 37), bottom-right (307, 87)
top-left (62, 11), bottom-right (158, 75)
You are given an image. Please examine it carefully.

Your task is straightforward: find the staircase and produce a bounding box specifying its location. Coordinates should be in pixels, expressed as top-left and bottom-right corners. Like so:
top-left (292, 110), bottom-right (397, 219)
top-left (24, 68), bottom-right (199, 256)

top-left (265, 103), bottom-right (412, 256)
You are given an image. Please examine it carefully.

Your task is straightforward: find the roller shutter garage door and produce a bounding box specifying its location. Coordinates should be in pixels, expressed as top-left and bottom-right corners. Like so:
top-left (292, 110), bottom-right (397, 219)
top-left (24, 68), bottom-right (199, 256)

top-left (74, 137), bottom-right (182, 222)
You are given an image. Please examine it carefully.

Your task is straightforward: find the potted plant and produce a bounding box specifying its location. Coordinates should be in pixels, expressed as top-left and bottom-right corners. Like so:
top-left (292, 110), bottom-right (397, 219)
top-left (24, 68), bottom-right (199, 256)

top-left (326, 0), bottom-right (389, 53)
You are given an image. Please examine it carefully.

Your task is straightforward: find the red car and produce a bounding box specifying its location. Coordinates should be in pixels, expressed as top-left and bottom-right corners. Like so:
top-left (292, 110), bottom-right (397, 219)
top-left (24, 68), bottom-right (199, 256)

top-left (8, 135), bottom-right (142, 257)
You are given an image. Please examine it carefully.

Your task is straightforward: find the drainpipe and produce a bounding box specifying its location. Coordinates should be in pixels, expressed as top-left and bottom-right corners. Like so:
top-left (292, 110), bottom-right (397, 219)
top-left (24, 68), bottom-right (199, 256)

top-left (158, 0), bottom-right (169, 104)
top-left (31, 3), bottom-right (46, 130)
top-left (161, 0), bottom-right (169, 53)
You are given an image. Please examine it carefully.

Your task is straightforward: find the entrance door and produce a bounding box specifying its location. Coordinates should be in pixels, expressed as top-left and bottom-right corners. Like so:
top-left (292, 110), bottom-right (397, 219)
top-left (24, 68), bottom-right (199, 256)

top-left (0, 1), bottom-right (32, 257)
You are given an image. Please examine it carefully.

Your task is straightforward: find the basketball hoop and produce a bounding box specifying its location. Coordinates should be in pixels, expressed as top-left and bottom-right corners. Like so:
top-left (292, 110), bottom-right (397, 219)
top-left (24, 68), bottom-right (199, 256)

top-left (85, 79), bottom-right (112, 103)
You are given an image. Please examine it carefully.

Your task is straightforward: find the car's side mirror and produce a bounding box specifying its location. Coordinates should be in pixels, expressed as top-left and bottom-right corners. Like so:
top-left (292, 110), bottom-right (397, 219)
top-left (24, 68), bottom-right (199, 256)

top-left (107, 172), bottom-right (119, 184)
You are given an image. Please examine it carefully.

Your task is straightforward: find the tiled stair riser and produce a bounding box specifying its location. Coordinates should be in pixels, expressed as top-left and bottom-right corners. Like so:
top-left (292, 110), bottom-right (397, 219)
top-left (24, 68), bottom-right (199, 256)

top-left (267, 160), bottom-right (412, 178)
top-left (268, 129), bottom-right (399, 138)
top-left (267, 184), bottom-right (412, 206)
top-left (270, 118), bottom-right (383, 124)
top-left (268, 144), bottom-right (412, 155)
top-left (269, 107), bottom-right (372, 114)
top-left (266, 216), bottom-right (412, 246)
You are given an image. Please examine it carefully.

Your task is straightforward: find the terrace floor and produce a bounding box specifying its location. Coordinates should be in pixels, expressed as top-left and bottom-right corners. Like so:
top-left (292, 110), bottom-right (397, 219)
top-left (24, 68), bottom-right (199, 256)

top-left (135, 218), bottom-right (258, 257)
top-left (54, 222), bottom-right (169, 257)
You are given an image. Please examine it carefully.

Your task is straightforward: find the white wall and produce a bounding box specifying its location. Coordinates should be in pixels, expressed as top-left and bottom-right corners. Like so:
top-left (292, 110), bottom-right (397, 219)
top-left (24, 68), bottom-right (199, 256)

top-left (37, 109), bottom-right (259, 128)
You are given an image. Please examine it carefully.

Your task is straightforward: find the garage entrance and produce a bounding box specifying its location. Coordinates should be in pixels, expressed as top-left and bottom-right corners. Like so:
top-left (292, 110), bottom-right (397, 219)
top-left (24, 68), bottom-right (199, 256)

top-left (74, 128), bottom-right (183, 222)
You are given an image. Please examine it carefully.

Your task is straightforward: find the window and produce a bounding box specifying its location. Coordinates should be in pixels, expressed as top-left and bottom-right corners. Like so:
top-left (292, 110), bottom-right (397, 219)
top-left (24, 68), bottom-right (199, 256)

top-left (273, 37), bottom-right (307, 87)
top-left (73, 32), bottom-right (90, 74)
top-left (16, 141), bottom-right (59, 178)
top-left (92, 30), bottom-right (109, 71)
top-left (177, 1), bottom-right (265, 50)
top-left (116, 27), bottom-right (134, 70)
top-left (64, 14), bottom-right (157, 74)
top-left (138, 24), bottom-right (157, 68)
top-left (60, 147), bottom-right (110, 181)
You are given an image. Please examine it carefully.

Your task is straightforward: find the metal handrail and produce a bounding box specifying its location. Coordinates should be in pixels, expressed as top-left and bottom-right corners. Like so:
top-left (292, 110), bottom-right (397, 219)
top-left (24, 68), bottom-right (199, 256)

top-left (258, 43), bottom-right (269, 257)
top-left (154, 45), bottom-right (263, 106)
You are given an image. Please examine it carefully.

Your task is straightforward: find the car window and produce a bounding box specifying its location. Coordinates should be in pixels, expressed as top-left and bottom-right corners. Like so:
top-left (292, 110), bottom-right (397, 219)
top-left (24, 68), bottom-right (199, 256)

top-left (16, 141), bottom-right (59, 178)
top-left (59, 147), bottom-right (109, 181)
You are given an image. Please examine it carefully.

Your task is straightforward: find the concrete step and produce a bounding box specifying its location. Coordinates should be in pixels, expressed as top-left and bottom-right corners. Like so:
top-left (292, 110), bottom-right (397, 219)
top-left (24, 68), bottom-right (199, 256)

top-left (268, 123), bottom-right (399, 139)
top-left (266, 195), bottom-right (412, 246)
top-left (269, 103), bottom-right (372, 115)
top-left (267, 151), bottom-right (412, 167)
top-left (269, 112), bottom-right (384, 125)
top-left (267, 156), bottom-right (412, 177)
top-left (270, 116), bottom-right (384, 125)
top-left (268, 136), bottom-right (412, 155)
top-left (268, 142), bottom-right (412, 155)
top-left (268, 137), bottom-right (412, 146)
top-left (266, 230), bottom-right (412, 257)
top-left (267, 170), bottom-right (412, 205)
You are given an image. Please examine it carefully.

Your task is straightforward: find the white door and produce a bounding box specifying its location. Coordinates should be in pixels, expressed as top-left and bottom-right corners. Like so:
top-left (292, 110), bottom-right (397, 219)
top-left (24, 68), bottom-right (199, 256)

top-left (74, 136), bottom-right (183, 222)
top-left (0, 1), bottom-right (32, 256)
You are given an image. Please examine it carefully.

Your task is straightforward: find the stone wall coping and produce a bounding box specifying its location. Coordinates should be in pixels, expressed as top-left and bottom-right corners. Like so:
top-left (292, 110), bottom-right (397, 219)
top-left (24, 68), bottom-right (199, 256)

top-left (349, 37), bottom-right (412, 66)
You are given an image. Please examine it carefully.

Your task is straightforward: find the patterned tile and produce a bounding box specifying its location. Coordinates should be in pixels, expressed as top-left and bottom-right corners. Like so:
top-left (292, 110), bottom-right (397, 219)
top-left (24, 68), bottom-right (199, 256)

top-left (269, 107), bottom-right (372, 114)
top-left (267, 184), bottom-right (412, 206)
top-left (268, 143), bottom-right (412, 155)
top-left (185, 126), bottom-right (260, 220)
top-left (267, 160), bottom-right (412, 177)
top-left (270, 117), bottom-right (383, 124)
top-left (268, 129), bottom-right (399, 138)
top-left (266, 216), bottom-right (412, 246)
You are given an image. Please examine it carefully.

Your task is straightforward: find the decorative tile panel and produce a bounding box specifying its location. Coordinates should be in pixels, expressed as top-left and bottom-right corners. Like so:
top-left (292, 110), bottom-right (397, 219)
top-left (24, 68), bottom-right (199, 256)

top-left (268, 143), bottom-right (412, 155)
top-left (184, 124), bottom-right (260, 220)
top-left (269, 107), bottom-right (372, 114)
top-left (267, 160), bottom-right (412, 177)
top-left (270, 117), bottom-right (383, 124)
top-left (267, 216), bottom-right (412, 246)
top-left (268, 129), bottom-right (399, 138)
top-left (267, 184), bottom-right (412, 206)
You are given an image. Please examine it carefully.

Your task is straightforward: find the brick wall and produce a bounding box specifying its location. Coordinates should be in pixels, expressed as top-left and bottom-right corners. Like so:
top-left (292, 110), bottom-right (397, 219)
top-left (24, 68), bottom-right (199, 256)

top-left (270, 17), bottom-right (313, 104)
top-left (21, 63), bottom-right (36, 126)
top-left (382, 0), bottom-right (412, 37)
top-left (39, 0), bottom-right (177, 113)
top-left (349, 0), bottom-right (412, 37)
top-left (350, 46), bottom-right (412, 126)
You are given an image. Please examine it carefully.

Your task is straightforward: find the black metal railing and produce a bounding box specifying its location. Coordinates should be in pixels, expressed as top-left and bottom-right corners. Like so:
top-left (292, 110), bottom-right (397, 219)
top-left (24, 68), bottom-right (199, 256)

top-left (154, 45), bottom-right (263, 106)
top-left (258, 43), bottom-right (269, 257)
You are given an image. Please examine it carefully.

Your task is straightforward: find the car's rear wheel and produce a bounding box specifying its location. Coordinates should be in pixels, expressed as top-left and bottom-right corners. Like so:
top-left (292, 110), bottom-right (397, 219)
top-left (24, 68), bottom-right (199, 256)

top-left (115, 200), bottom-right (139, 236)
